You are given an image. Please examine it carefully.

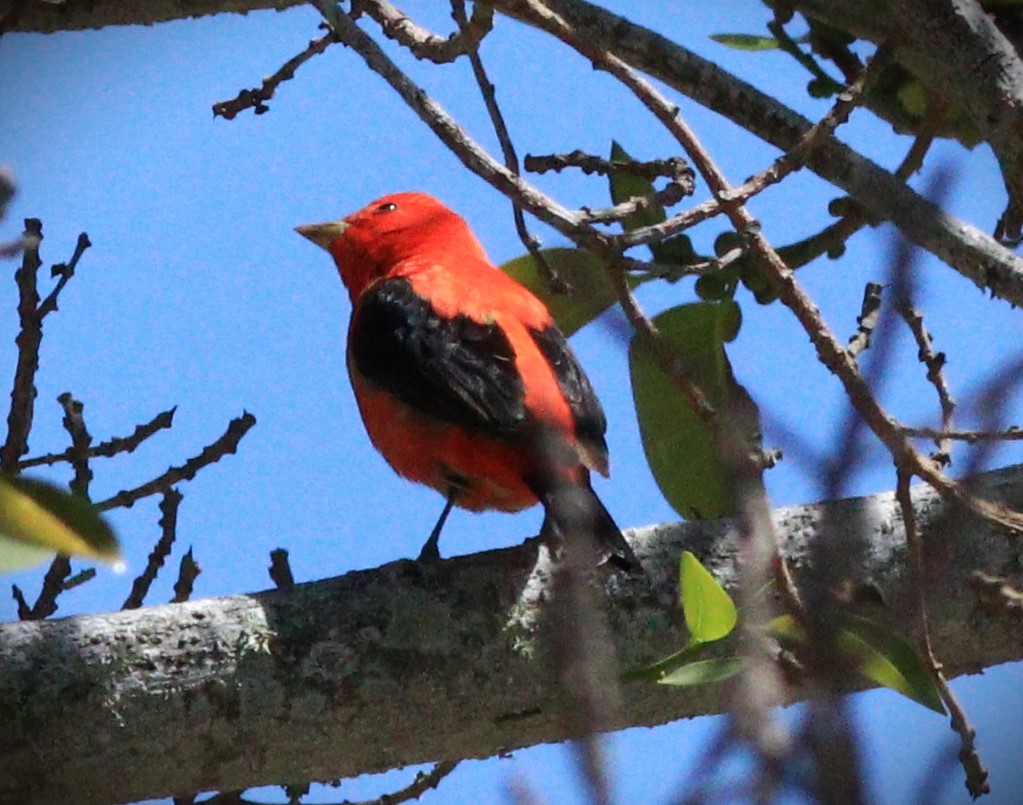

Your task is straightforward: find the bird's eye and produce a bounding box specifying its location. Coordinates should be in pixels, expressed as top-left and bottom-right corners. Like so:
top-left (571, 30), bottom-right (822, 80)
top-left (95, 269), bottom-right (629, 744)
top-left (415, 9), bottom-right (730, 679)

top-left (376, 202), bottom-right (398, 213)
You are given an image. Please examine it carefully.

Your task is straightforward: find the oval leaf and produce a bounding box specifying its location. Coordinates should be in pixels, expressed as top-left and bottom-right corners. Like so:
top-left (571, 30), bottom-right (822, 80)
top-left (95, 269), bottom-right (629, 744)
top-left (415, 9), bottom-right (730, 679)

top-left (0, 476), bottom-right (121, 571)
top-left (609, 141), bottom-right (666, 234)
top-left (502, 247), bottom-right (620, 336)
top-left (680, 551), bottom-right (737, 642)
top-left (629, 300), bottom-right (757, 519)
top-left (841, 615), bottom-right (946, 714)
top-left (659, 656), bottom-right (745, 687)
top-left (710, 33), bottom-right (783, 51)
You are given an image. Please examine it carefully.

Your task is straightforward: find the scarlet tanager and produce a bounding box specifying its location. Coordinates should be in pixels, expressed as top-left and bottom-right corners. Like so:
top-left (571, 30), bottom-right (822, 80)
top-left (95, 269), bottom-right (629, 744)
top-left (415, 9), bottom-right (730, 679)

top-left (296, 192), bottom-right (640, 572)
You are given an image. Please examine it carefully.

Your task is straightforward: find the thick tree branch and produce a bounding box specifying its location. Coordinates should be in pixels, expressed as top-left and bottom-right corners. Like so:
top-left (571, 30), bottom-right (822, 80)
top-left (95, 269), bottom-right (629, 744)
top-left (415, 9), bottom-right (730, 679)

top-left (2, 465), bottom-right (1023, 804)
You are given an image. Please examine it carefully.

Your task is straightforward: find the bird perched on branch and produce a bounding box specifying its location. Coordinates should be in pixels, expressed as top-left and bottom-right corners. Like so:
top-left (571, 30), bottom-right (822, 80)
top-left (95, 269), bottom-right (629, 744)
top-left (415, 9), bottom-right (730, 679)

top-left (296, 192), bottom-right (639, 572)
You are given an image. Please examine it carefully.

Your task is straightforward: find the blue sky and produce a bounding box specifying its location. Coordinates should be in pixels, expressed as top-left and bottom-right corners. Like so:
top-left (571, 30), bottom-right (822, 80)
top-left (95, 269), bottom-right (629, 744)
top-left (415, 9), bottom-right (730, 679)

top-left (2, 1), bottom-right (1023, 802)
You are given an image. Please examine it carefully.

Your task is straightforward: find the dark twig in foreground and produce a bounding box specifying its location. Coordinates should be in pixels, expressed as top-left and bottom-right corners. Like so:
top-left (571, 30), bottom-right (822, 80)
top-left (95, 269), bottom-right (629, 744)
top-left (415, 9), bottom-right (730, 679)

top-left (171, 547), bottom-right (201, 603)
top-left (17, 406), bottom-right (177, 470)
top-left (96, 411), bottom-right (256, 512)
top-left (123, 489), bottom-right (183, 610)
top-left (213, 30), bottom-right (336, 119)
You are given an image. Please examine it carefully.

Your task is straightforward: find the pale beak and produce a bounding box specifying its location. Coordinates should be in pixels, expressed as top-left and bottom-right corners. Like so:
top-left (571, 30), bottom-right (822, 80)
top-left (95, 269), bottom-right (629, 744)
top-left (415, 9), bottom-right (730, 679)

top-left (295, 220), bottom-right (349, 251)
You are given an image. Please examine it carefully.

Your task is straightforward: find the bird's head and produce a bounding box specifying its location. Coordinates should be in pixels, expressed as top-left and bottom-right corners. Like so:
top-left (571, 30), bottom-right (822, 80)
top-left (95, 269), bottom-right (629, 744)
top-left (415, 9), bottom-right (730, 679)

top-left (296, 192), bottom-right (488, 299)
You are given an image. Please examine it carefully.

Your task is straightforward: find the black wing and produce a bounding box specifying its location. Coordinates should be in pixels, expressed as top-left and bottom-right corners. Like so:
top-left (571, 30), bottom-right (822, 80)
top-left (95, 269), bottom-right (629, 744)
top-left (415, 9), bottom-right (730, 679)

top-left (350, 278), bottom-right (528, 435)
top-left (530, 323), bottom-right (609, 469)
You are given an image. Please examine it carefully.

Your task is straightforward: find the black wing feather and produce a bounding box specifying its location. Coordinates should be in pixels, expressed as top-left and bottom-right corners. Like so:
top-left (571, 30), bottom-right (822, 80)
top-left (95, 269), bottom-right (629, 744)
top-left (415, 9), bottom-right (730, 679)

top-left (529, 324), bottom-right (608, 458)
top-left (350, 278), bottom-right (527, 434)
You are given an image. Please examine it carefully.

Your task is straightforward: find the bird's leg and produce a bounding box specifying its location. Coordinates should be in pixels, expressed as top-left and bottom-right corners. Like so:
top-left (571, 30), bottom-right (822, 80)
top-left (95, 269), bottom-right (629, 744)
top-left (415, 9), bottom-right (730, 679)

top-left (418, 488), bottom-right (457, 561)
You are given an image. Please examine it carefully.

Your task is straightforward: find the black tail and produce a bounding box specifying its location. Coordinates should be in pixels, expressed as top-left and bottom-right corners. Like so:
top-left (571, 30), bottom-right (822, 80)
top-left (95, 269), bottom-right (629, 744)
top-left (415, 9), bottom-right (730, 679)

top-left (535, 475), bottom-right (643, 574)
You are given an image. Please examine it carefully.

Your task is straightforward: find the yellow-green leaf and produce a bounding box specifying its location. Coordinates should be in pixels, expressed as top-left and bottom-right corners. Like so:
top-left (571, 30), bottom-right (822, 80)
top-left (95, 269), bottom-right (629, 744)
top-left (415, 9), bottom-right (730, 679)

top-left (768, 612), bottom-right (945, 714)
top-left (710, 33), bottom-right (783, 51)
top-left (659, 656), bottom-right (745, 687)
top-left (0, 476), bottom-right (121, 571)
top-left (629, 300), bottom-right (756, 519)
top-left (680, 551), bottom-right (737, 642)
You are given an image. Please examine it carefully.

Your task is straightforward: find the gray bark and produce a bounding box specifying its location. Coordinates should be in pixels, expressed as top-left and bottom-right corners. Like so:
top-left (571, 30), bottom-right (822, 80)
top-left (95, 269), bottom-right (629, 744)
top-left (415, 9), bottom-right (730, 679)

top-left (2, 465), bottom-right (1023, 804)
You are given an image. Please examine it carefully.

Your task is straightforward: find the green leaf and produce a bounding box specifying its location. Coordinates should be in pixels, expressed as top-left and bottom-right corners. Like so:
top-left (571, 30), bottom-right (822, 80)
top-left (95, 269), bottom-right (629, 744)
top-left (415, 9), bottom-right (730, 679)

top-left (680, 551), bottom-right (737, 642)
top-left (659, 656), bottom-right (745, 686)
top-left (609, 141), bottom-right (666, 234)
top-left (710, 33), bottom-right (783, 51)
top-left (621, 639), bottom-right (710, 683)
top-left (502, 247), bottom-right (626, 336)
top-left (628, 300), bottom-right (757, 519)
top-left (768, 613), bottom-right (945, 714)
top-left (0, 476), bottom-right (121, 571)
top-left (841, 615), bottom-right (946, 714)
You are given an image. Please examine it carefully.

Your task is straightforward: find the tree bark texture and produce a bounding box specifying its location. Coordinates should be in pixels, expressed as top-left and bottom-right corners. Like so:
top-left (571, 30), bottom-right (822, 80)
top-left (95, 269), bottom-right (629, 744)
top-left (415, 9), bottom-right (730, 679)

top-left (2, 465), bottom-right (1023, 804)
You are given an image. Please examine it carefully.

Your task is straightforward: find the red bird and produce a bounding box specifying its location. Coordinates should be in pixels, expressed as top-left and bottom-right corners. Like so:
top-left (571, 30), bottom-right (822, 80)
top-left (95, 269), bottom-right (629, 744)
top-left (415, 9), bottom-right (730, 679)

top-left (296, 192), bottom-right (639, 571)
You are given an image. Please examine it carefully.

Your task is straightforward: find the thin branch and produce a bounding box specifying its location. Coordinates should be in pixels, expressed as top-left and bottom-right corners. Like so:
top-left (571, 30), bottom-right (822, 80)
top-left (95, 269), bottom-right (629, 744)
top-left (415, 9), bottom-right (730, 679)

top-left (359, 0), bottom-right (493, 63)
top-left (17, 405), bottom-right (177, 470)
top-left (37, 231), bottom-right (90, 319)
top-left (903, 425), bottom-right (1023, 443)
top-left (896, 469), bottom-right (989, 798)
top-left (1, 218), bottom-right (43, 472)
top-left (451, 0), bottom-right (565, 292)
top-left (847, 282), bottom-right (884, 358)
top-left (95, 411), bottom-right (256, 512)
top-left (57, 391), bottom-right (94, 499)
top-left (213, 30), bottom-right (336, 119)
top-left (123, 489), bottom-right (183, 610)
top-left (897, 303), bottom-right (956, 466)
top-left (524, 150), bottom-right (692, 182)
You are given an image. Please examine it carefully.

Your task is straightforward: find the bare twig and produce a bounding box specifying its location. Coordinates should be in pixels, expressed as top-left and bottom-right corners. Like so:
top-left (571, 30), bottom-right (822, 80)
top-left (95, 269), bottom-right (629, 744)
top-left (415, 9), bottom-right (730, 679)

top-left (847, 282), bottom-right (884, 358)
top-left (213, 30), bottom-right (336, 119)
top-left (17, 406), bottom-right (177, 470)
top-left (95, 411), bottom-right (256, 512)
top-left (897, 304), bottom-right (956, 466)
top-left (904, 425), bottom-right (1023, 443)
top-left (896, 470), bottom-right (989, 798)
top-left (37, 232), bottom-right (90, 319)
top-left (360, 0), bottom-right (493, 63)
top-left (450, 0), bottom-right (566, 292)
top-left (525, 150), bottom-right (692, 182)
top-left (123, 489), bottom-right (183, 609)
top-left (57, 392), bottom-right (94, 499)
top-left (1, 218), bottom-right (43, 472)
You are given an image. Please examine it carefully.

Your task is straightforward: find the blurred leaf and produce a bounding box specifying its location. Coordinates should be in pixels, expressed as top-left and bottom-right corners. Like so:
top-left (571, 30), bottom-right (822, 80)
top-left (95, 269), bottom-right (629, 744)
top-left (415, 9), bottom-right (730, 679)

top-left (659, 656), bottom-right (745, 686)
top-left (710, 33), bottom-right (783, 51)
top-left (609, 141), bottom-right (666, 233)
top-left (0, 476), bottom-right (120, 571)
top-left (502, 247), bottom-right (627, 336)
top-left (768, 613), bottom-right (945, 713)
top-left (841, 615), bottom-right (946, 714)
top-left (629, 300), bottom-right (756, 519)
top-left (680, 551), bottom-right (737, 642)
